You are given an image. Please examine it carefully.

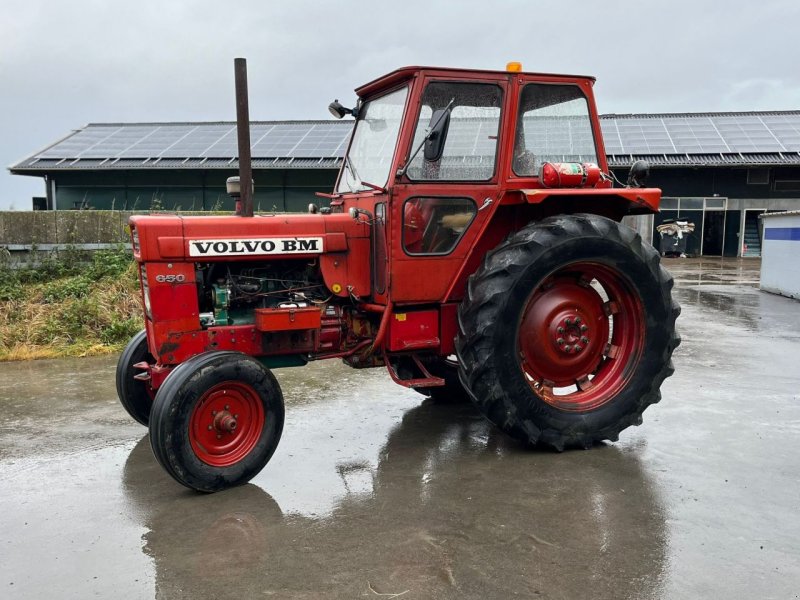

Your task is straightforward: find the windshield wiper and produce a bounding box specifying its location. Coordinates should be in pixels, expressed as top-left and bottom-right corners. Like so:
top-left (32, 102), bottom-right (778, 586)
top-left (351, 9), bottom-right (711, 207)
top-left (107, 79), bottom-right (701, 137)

top-left (343, 154), bottom-right (359, 193)
top-left (343, 154), bottom-right (386, 193)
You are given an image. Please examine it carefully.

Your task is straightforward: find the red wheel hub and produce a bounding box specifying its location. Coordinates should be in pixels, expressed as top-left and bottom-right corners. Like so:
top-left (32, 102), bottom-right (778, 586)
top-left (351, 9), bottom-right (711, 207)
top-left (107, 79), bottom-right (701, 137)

top-left (518, 263), bottom-right (644, 412)
top-left (189, 382), bottom-right (265, 467)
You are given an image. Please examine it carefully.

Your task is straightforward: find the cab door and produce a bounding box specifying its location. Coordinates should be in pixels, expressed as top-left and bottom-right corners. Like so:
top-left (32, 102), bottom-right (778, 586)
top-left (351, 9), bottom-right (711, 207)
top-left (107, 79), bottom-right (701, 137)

top-left (389, 76), bottom-right (509, 303)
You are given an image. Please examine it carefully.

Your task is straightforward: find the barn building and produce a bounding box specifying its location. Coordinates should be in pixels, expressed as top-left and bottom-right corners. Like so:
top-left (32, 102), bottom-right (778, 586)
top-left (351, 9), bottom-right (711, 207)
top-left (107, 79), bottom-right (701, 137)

top-left (10, 111), bottom-right (800, 257)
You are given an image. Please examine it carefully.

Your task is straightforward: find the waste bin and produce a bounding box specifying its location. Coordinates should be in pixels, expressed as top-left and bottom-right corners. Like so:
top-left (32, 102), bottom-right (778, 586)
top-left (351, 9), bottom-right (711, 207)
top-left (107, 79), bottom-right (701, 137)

top-left (657, 220), bottom-right (695, 257)
top-left (659, 231), bottom-right (688, 255)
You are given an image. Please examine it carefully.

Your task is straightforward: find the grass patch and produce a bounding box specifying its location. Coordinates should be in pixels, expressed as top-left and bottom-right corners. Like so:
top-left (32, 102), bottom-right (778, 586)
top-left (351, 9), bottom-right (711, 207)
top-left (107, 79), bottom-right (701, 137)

top-left (0, 247), bottom-right (143, 361)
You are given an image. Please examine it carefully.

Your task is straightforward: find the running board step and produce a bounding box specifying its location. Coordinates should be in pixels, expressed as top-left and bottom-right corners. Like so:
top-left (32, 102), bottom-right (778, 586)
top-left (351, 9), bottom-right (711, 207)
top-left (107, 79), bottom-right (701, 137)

top-left (383, 352), bottom-right (445, 388)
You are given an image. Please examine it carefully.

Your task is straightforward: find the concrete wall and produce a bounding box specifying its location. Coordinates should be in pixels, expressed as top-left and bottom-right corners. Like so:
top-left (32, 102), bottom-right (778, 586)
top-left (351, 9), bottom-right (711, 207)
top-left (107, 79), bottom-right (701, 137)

top-left (0, 211), bottom-right (139, 267)
top-left (0, 210), bottom-right (291, 247)
top-left (0, 210), bottom-right (132, 245)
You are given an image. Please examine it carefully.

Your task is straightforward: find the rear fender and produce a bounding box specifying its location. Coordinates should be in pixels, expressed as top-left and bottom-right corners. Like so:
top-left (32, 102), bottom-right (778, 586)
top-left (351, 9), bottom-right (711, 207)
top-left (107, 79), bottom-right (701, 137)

top-left (443, 187), bottom-right (661, 303)
top-left (516, 187), bottom-right (661, 219)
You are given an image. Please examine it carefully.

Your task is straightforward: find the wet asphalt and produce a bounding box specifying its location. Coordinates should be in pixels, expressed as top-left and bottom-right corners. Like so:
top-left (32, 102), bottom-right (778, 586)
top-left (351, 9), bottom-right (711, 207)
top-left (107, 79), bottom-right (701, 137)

top-left (0, 258), bottom-right (798, 599)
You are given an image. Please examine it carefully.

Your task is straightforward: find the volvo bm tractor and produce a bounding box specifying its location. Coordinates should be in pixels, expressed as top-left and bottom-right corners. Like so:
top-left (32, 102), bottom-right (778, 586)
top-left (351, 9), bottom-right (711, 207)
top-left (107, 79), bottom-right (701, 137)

top-left (117, 60), bottom-right (680, 492)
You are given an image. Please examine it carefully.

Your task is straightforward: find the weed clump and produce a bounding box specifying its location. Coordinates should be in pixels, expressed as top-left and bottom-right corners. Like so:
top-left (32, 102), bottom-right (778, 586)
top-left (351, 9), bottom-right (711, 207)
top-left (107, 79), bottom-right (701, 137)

top-left (0, 246), bottom-right (142, 361)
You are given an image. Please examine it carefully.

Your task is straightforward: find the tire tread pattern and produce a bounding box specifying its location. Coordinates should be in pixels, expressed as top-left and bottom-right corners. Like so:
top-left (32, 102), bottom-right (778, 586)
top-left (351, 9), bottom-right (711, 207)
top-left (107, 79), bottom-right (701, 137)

top-left (115, 330), bottom-right (154, 426)
top-left (149, 351), bottom-right (284, 492)
top-left (455, 214), bottom-right (681, 450)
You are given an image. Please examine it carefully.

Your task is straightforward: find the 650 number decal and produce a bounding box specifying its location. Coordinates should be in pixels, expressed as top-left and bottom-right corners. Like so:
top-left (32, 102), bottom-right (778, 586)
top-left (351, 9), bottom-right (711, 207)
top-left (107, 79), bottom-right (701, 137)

top-left (155, 274), bottom-right (186, 283)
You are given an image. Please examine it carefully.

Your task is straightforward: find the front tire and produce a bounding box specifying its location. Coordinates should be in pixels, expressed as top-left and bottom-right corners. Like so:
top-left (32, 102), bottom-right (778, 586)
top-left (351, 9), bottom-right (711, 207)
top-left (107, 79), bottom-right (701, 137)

top-left (116, 330), bottom-right (155, 425)
top-left (149, 352), bottom-right (285, 492)
top-left (456, 214), bottom-right (680, 450)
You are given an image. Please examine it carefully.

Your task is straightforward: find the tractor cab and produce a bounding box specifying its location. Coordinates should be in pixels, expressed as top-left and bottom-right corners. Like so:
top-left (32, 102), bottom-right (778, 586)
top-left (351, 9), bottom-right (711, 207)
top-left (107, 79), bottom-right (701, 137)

top-left (327, 64), bottom-right (658, 305)
top-left (332, 64), bottom-right (608, 193)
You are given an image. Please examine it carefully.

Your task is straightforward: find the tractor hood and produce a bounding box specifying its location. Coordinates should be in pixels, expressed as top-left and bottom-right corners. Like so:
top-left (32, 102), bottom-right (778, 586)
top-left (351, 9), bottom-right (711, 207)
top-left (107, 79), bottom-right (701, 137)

top-left (129, 213), bottom-right (368, 262)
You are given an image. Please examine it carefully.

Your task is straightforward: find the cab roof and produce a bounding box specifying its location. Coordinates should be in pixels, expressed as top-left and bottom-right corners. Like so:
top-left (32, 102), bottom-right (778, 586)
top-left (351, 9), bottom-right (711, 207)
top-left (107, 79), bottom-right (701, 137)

top-left (355, 66), bottom-right (596, 97)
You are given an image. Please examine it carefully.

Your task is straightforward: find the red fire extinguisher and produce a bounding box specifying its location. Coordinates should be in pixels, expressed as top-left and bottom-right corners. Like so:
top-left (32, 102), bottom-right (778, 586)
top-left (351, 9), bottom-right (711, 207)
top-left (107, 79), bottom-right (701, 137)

top-left (539, 162), bottom-right (602, 188)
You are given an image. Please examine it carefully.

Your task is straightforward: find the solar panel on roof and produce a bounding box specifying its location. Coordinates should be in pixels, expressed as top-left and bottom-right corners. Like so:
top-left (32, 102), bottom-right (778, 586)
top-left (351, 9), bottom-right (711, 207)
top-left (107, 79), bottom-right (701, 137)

top-left (20, 112), bottom-right (800, 172)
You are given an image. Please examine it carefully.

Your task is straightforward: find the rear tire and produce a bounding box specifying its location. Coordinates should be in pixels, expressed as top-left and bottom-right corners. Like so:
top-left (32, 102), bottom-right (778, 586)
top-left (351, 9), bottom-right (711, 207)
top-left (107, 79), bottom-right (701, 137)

top-left (148, 352), bottom-right (284, 492)
top-left (456, 214), bottom-right (680, 450)
top-left (116, 330), bottom-right (155, 426)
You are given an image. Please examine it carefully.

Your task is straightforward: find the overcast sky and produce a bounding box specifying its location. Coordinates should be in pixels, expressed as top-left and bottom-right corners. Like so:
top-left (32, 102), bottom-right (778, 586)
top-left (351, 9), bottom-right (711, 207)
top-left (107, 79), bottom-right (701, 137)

top-left (2, 0), bottom-right (799, 210)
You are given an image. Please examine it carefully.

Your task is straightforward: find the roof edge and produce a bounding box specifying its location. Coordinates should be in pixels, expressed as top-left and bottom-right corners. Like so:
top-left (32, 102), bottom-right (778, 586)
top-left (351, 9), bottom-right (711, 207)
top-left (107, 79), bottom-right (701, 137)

top-left (81, 119), bottom-right (345, 127)
top-left (7, 126), bottom-right (85, 174)
top-left (600, 109), bottom-right (800, 119)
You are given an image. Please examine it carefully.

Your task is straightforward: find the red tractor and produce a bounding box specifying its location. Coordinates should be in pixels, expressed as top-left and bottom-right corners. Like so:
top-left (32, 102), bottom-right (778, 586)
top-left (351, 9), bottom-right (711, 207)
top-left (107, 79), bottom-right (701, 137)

top-left (118, 60), bottom-right (679, 492)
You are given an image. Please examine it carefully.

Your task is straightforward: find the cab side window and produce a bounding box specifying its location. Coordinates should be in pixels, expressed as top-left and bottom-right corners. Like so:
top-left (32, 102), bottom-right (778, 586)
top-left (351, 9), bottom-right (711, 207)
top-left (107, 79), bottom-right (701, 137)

top-left (406, 82), bottom-right (503, 181)
top-left (513, 83), bottom-right (599, 177)
top-left (403, 197), bottom-right (477, 255)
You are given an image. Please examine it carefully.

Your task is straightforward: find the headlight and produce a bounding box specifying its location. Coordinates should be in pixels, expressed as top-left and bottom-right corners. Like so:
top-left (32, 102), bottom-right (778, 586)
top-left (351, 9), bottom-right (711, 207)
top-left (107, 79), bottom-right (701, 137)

top-left (140, 265), bottom-right (152, 320)
top-left (131, 226), bottom-right (140, 255)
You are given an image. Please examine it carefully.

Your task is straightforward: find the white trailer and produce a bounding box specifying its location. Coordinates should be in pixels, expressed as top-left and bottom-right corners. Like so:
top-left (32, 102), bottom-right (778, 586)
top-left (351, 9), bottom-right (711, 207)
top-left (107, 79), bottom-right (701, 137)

top-left (760, 210), bottom-right (800, 300)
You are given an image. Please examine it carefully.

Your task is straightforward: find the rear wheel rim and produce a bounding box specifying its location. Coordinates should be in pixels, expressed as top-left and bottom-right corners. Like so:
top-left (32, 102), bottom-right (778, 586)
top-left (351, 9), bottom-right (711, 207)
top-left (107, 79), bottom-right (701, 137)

top-left (517, 262), bottom-right (645, 412)
top-left (189, 382), bottom-right (265, 466)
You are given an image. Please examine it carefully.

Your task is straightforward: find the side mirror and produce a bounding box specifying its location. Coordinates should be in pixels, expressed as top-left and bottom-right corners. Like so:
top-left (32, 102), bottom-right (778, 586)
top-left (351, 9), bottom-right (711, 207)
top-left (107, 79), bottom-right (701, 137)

top-left (328, 99), bottom-right (359, 119)
top-left (627, 160), bottom-right (650, 188)
top-left (424, 109), bottom-right (451, 162)
top-left (328, 100), bottom-right (347, 119)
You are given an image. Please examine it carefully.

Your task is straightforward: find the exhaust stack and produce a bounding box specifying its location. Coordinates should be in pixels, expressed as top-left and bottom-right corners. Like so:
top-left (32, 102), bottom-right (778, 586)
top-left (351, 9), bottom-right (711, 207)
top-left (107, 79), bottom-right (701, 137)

top-left (234, 57), bottom-right (254, 217)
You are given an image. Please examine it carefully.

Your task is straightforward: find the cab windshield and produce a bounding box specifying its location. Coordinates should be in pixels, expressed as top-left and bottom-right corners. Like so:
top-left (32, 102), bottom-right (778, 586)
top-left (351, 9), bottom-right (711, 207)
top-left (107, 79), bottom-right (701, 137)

top-left (337, 85), bottom-right (408, 193)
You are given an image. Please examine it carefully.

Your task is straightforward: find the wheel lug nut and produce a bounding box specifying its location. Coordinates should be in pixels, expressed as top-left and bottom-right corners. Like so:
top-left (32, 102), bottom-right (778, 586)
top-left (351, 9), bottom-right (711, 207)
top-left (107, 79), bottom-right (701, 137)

top-left (565, 318), bottom-right (572, 326)
top-left (557, 326), bottom-right (565, 334)
top-left (581, 336), bottom-right (589, 344)
top-left (574, 345), bottom-right (583, 353)
top-left (564, 345), bottom-right (573, 353)
top-left (557, 338), bottom-right (565, 345)
top-left (575, 316), bottom-right (582, 324)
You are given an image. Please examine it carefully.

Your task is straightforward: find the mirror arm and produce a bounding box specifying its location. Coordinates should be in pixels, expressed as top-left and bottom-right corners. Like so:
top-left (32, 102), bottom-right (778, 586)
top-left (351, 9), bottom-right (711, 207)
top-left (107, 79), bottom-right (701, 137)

top-left (396, 98), bottom-right (455, 178)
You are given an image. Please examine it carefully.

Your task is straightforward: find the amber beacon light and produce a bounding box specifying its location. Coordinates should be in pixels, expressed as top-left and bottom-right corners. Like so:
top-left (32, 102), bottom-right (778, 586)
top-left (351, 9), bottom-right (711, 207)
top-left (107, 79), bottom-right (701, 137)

top-left (506, 61), bottom-right (523, 72)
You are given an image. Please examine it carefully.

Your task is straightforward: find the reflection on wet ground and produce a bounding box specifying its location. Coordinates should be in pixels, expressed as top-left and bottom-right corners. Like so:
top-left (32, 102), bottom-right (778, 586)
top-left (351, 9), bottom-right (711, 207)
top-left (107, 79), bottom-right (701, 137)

top-left (126, 406), bottom-right (668, 599)
top-left (667, 256), bottom-right (762, 287)
top-left (1, 257), bottom-right (798, 599)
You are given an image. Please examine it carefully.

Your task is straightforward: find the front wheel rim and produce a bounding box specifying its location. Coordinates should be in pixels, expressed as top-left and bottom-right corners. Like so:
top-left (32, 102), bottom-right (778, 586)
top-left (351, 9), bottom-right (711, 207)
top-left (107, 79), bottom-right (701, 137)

top-left (517, 262), bottom-right (645, 412)
top-left (189, 382), bottom-right (266, 466)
